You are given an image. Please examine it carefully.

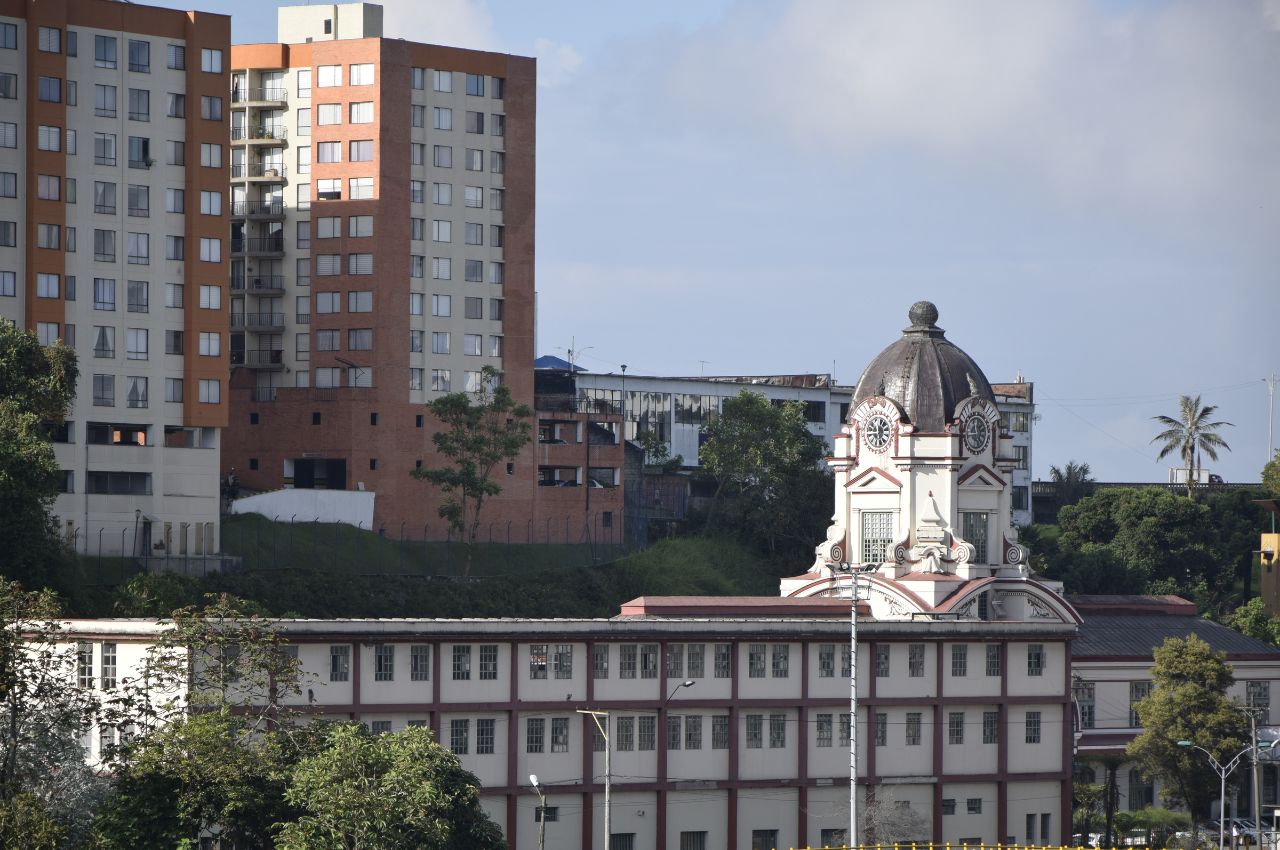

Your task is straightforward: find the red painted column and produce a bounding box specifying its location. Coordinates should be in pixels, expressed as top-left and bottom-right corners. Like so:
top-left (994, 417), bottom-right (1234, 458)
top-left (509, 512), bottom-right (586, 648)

top-left (727, 640), bottom-right (739, 850)
top-left (798, 640), bottom-right (810, 848)
top-left (507, 640), bottom-right (520, 850)
top-left (998, 639), bottom-right (1010, 844)
top-left (933, 641), bottom-right (945, 843)
top-left (351, 641), bottom-right (361, 721)
top-left (656, 639), bottom-right (669, 850)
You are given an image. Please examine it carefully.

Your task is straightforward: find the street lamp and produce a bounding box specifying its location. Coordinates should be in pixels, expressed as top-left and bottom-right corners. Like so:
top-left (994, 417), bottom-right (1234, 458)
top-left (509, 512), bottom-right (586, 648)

top-left (837, 562), bottom-right (879, 848)
top-left (666, 679), bottom-right (695, 703)
top-left (530, 773), bottom-right (546, 850)
top-left (578, 709), bottom-right (611, 850)
top-left (1178, 738), bottom-right (1280, 850)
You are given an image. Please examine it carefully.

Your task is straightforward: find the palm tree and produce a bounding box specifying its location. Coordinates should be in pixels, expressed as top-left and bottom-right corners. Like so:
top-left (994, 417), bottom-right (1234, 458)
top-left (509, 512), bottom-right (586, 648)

top-left (1050, 460), bottom-right (1095, 507)
top-left (1151, 395), bottom-right (1233, 497)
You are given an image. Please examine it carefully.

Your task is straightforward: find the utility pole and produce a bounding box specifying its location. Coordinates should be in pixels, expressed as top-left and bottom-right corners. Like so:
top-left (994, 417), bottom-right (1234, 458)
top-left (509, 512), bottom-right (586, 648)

top-left (1266, 375), bottom-right (1277, 467)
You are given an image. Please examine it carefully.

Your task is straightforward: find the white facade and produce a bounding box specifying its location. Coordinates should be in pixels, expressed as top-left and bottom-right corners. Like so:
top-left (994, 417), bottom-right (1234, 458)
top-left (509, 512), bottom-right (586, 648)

top-left (0, 2), bottom-right (229, 557)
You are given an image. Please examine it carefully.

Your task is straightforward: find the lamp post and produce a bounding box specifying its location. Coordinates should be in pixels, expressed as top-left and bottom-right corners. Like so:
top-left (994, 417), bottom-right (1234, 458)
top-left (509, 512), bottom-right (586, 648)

top-left (530, 773), bottom-right (546, 850)
top-left (578, 709), bottom-right (611, 850)
top-left (1179, 738), bottom-right (1280, 850)
top-left (837, 562), bottom-right (877, 848)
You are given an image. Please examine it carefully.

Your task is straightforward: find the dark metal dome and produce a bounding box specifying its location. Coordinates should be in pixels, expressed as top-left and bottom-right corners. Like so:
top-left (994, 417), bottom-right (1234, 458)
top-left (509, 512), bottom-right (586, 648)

top-left (850, 302), bottom-right (994, 432)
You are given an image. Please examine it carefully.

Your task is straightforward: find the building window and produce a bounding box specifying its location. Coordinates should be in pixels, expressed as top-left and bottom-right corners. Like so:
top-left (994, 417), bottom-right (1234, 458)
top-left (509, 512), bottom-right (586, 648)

top-left (546, 716), bottom-right (569, 753)
top-left (449, 719), bottom-right (468, 754)
top-left (101, 643), bottom-right (117, 689)
top-left (712, 715), bottom-right (729, 749)
top-left (948, 711), bottom-right (965, 744)
top-left (1248, 681), bottom-right (1271, 712)
top-left (96, 35), bottom-right (118, 69)
top-left (1025, 710), bottom-right (1041, 744)
top-left (410, 645), bottom-right (430, 681)
top-left (986, 643), bottom-right (1002, 676)
top-left (554, 644), bottom-right (573, 679)
top-left (875, 712), bottom-right (887, 746)
top-left (768, 714), bottom-right (786, 748)
top-left (526, 717), bottom-right (545, 753)
top-left (476, 718), bottom-right (495, 754)
top-left (638, 716), bottom-right (656, 751)
top-left (77, 642), bottom-right (94, 688)
top-left (687, 644), bottom-right (704, 678)
top-left (640, 644), bottom-right (658, 679)
top-left (861, 511), bottom-right (894, 563)
top-left (905, 712), bottom-right (922, 746)
top-left (715, 643), bottom-right (731, 678)
top-left (680, 832), bottom-right (707, 850)
top-left (746, 714), bottom-right (763, 749)
top-left (529, 644), bottom-right (547, 680)
top-left (751, 830), bottom-right (779, 850)
top-left (200, 48), bottom-right (222, 73)
top-left (534, 806), bottom-right (558, 824)
top-left (374, 645), bottom-right (394, 681)
top-left (818, 643), bottom-right (836, 678)
top-left (983, 710), bottom-right (999, 744)
top-left (952, 644), bottom-right (968, 677)
top-left (329, 645), bottom-right (350, 682)
top-left (816, 713), bottom-right (833, 747)
top-left (1027, 643), bottom-right (1044, 677)
top-left (616, 716), bottom-right (634, 751)
top-left (875, 644), bottom-right (890, 677)
top-left (771, 644), bottom-right (789, 678)
top-left (962, 512), bottom-right (990, 564)
top-left (748, 644), bottom-right (766, 678)
top-left (967, 798), bottom-right (983, 815)
top-left (1128, 769), bottom-right (1154, 811)
top-left (1013, 445), bottom-right (1029, 469)
top-left (479, 645), bottom-right (498, 680)
top-left (1075, 680), bottom-right (1096, 729)
top-left (452, 645), bottom-right (471, 680)
top-left (908, 644), bottom-right (925, 677)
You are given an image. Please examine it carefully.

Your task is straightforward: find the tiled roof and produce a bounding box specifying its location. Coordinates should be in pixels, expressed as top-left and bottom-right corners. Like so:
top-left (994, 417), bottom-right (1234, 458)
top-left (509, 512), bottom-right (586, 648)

top-left (1073, 613), bottom-right (1280, 658)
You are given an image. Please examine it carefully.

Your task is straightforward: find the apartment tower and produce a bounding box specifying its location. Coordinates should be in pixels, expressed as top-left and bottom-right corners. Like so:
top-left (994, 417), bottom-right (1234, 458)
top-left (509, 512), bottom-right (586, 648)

top-left (222, 3), bottom-right (544, 535)
top-left (0, 0), bottom-right (230, 557)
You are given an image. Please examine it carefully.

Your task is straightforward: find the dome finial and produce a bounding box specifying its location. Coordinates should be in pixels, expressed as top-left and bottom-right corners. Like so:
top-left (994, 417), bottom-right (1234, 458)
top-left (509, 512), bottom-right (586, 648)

top-left (908, 301), bottom-right (939, 330)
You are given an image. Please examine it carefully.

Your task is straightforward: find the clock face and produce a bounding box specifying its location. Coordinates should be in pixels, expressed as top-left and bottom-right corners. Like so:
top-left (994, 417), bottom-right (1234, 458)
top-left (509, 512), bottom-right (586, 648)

top-left (963, 415), bottom-right (989, 454)
top-left (864, 414), bottom-right (892, 451)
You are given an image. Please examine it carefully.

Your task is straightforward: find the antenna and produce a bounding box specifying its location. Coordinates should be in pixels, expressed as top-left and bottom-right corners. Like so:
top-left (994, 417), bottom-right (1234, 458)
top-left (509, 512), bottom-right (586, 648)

top-left (698, 360), bottom-right (710, 376)
top-left (1267, 375), bottom-right (1278, 465)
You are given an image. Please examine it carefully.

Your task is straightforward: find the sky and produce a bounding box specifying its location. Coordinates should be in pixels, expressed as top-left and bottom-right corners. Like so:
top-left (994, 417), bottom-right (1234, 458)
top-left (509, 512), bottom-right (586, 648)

top-left (180, 0), bottom-right (1278, 483)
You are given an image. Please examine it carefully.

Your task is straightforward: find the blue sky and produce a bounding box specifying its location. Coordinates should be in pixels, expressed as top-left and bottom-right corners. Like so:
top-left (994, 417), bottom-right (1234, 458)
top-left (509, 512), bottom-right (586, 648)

top-left (179, 0), bottom-right (1279, 483)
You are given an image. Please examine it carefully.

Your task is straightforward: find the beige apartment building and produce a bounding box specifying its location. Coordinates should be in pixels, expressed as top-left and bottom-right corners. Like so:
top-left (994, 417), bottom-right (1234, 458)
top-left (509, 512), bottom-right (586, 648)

top-left (219, 4), bottom-right (575, 537)
top-left (0, 0), bottom-right (230, 557)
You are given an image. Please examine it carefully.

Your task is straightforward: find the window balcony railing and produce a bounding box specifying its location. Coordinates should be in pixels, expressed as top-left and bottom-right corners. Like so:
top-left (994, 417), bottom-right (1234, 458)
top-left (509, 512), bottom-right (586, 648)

top-left (230, 237), bottom-right (285, 255)
top-left (232, 125), bottom-right (288, 141)
top-left (243, 348), bottom-right (285, 368)
top-left (231, 87), bottom-right (287, 104)
top-left (252, 386), bottom-right (278, 402)
top-left (231, 163), bottom-right (287, 179)
top-left (230, 312), bottom-right (285, 331)
top-left (230, 200), bottom-right (285, 217)
top-left (295, 312), bottom-right (310, 325)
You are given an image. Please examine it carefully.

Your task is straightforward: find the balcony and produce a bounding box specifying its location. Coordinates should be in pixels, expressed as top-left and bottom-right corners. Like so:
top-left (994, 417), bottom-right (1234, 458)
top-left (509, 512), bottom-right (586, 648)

top-left (230, 163), bottom-right (287, 182)
top-left (252, 386), bottom-right (279, 402)
top-left (230, 312), bottom-right (285, 332)
top-left (230, 348), bottom-right (285, 370)
top-left (230, 87), bottom-right (287, 107)
top-left (232, 126), bottom-right (288, 145)
top-left (230, 236), bottom-right (285, 258)
top-left (230, 199), bottom-right (285, 220)
top-left (230, 275), bottom-right (286, 295)
top-left (295, 312), bottom-right (310, 325)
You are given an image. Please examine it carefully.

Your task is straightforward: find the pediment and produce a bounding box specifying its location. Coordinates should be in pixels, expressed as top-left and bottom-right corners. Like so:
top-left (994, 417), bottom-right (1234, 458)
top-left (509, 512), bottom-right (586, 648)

top-left (846, 466), bottom-right (903, 493)
top-left (957, 463), bottom-right (1006, 489)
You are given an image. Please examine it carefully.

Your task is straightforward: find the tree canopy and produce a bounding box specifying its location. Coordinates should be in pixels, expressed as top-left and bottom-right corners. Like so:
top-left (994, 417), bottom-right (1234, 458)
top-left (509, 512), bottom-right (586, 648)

top-left (1127, 635), bottom-right (1248, 825)
top-left (0, 322), bottom-right (78, 587)
top-left (1264, 450), bottom-right (1280, 498)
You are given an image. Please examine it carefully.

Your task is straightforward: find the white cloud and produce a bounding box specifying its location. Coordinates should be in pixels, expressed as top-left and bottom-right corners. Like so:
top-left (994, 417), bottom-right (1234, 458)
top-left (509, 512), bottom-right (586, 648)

top-left (534, 37), bottom-right (584, 88)
top-left (380, 0), bottom-right (499, 51)
top-left (659, 0), bottom-right (1280, 212)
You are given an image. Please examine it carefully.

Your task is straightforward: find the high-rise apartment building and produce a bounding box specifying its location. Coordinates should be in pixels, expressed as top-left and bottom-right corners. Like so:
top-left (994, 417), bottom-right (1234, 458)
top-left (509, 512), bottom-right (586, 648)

top-left (222, 3), bottom-right (542, 534)
top-left (0, 0), bottom-right (230, 557)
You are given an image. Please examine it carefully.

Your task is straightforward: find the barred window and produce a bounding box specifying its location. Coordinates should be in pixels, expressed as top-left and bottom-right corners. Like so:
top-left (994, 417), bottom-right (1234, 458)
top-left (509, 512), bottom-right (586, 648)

top-left (638, 716), bottom-right (656, 751)
top-left (450, 719), bottom-right (469, 754)
top-left (329, 645), bottom-right (350, 682)
top-left (666, 644), bottom-right (684, 679)
top-left (819, 644), bottom-right (836, 678)
top-left (816, 713), bottom-right (833, 747)
top-left (875, 712), bottom-right (887, 746)
top-left (986, 644), bottom-right (1002, 676)
top-left (861, 510), bottom-right (894, 563)
top-left (839, 712), bottom-right (851, 747)
top-left (771, 644), bottom-right (789, 678)
top-left (101, 643), bottom-right (117, 690)
top-left (748, 644), bottom-right (766, 679)
top-left (667, 715), bottom-right (682, 750)
top-left (479, 644), bottom-right (498, 680)
top-left (951, 644), bottom-right (968, 677)
top-left (476, 718), bottom-right (495, 754)
top-left (374, 644), bottom-right (394, 681)
top-left (685, 715), bottom-right (702, 750)
top-left (1074, 680), bottom-right (1096, 729)
top-left (905, 712), bottom-right (922, 746)
top-left (842, 643), bottom-right (852, 678)
top-left (948, 711), bottom-right (965, 744)
top-left (769, 714), bottom-right (786, 748)
top-left (617, 716), bottom-right (634, 751)
top-left (746, 714), bottom-right (763, 749)
top-left (452, 645), bottom-right (471, 680)
top-left (1027, 644), bottom-right (1044, 677)
top-left (526, 717), bottom-right (545, 753)
top-left (77, 642), bottom-right (94, 688)
top-left (1248, 681), bottom-right (1271, 711)
top-left (592, 644), bottom-right (608, 679)
top-left (640, 644), bottom-right (658, 679)
top-left (620, 645), bottom-right (637, 679)
top-left (983, 710), bottom-right (999, 744)
top-left (550, 717), bottom-right (569, 752)
top-left (1025, 711), bottom-right (1042, 744)
top-left (411, 645), bottom-right (430, 681)
top-left (909, 643), bottom-right (925, 677)
top-left (1129, 681), bottom-right (1152, 727)
top-left (687, 644), bottom-right (705, 678)
top-left (875, 644), bottom-right (890, 677)
top-left (712, 715), bottom-right (729, 749)
top-left (529, 644), bottom-right (547, 679)
top-left (714, 644), bottom-right (731, 678)
top-left (554, 644), bottom-right (573, 679)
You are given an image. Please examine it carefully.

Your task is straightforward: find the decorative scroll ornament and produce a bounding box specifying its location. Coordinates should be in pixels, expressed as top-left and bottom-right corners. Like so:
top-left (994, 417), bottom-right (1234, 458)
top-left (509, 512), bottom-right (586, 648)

top-left (896, 491), bottom-right (969, 575)
top-left (954, 597), bottom-right (979, 619)
top-left (812, 517), bottom-right (847, 570)
top-left (1003, 533), bottom-right (1031, 575)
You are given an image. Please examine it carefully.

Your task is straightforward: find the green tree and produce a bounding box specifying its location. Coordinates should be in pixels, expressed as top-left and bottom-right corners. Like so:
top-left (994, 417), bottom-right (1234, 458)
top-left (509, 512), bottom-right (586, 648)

top-left (0, 322), bottom-right (78, 587)
top-left (1263, 450), bottom-right (1280, 498)
top-left (275, 724), bottom-right (504, 850)
top-left (1152, 394), bottom-right (1233, 498)
top-left (412, 366), bottom-right (532, 571)
top-left (1225, 598), bottom-right (1280, 646)
top-left (1127, 635), bottom-right (1248, 831)
top-left (635, 429), bottom-right (683, 471)
top-left (1049, 460), bottom-right (1095, 509)
top-left (0, 581), bottom-right (107, 845)
top-left (698, 391), bottom-right (828, 553)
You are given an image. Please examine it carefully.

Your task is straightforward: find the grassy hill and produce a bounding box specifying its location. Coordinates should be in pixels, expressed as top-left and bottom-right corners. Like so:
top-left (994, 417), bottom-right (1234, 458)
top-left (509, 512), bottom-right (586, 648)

top-left (67, 515), bottom-right (791, 619)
